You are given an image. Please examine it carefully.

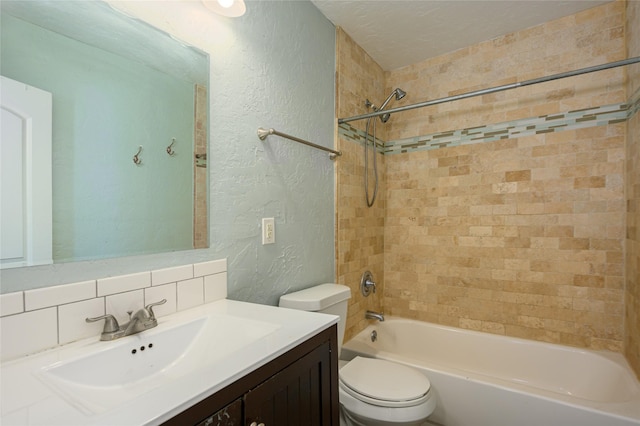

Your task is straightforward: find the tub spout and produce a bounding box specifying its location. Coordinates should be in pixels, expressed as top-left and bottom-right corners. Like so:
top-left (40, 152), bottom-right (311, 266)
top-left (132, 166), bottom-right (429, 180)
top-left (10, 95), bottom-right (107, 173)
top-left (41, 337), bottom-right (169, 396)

top-left (365, 310), bottom-right (385, 322)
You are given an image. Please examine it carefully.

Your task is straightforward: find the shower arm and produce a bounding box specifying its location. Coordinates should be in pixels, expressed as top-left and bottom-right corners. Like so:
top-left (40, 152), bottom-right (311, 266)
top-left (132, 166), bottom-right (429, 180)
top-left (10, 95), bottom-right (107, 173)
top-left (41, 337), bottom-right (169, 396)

top-left (338, 57), bottom-right (640, 124)
top-left (378, 90), bottom-right (399, 111)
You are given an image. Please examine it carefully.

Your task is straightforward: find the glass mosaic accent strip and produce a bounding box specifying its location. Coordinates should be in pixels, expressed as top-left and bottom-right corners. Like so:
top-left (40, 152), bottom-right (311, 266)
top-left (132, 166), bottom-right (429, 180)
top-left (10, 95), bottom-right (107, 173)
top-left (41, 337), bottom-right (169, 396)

top-left (339, 92), bottom-right (639, 156)
top-left (338, 122), bottom-right (386, 154)
top-left (384, 102), bottom-right (629, 155)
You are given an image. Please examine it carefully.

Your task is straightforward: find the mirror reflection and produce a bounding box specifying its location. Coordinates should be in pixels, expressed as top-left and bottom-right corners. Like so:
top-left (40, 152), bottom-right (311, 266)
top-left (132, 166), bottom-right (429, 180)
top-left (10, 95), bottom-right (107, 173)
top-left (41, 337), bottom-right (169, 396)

top-left (0, 0), bottom-right (209, 266)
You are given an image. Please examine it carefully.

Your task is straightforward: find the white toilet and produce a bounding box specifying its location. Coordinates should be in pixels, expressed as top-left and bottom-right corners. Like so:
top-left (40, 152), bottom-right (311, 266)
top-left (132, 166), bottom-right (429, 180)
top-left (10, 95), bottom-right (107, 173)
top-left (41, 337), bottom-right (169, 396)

top-left (279, 284), bottom-right (436, 426)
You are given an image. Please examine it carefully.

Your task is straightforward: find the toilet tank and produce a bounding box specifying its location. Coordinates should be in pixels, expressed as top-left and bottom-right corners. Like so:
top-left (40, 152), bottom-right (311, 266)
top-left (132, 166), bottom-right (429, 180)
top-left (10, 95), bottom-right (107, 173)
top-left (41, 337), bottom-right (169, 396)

top-left (279, 284), bottom-right (351, 352)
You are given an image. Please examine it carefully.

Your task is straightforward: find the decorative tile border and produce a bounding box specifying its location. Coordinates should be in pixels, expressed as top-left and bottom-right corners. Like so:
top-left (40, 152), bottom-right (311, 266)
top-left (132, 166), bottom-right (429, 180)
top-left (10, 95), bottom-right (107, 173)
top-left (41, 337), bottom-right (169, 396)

top-left (338, 122), bottom-right (386, 153)
top-left (384, 102), bottom-right (629, 155)
top-left (339, 88), bottom-right (640, 156)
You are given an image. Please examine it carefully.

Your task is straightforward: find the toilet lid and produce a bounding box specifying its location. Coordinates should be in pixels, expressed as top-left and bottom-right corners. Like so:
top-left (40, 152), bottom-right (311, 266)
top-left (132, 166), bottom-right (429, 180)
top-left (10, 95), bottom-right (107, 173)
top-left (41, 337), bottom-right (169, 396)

top-left (339, 357), bottom-right (431, 403)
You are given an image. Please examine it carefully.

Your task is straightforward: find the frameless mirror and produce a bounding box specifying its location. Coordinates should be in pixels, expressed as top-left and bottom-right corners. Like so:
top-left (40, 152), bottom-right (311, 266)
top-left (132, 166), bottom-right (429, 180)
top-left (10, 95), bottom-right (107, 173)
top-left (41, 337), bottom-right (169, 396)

top-left (0, 0), bottom-right (209, 267)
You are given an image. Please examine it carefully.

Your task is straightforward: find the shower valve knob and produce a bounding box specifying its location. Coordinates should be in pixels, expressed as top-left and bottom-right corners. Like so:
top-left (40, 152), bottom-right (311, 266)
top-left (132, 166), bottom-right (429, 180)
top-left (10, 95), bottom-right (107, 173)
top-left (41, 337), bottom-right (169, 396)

top-left (366, 279), bottom-right (376, 293)
top-left (361, 270), bottom-right (376, 296)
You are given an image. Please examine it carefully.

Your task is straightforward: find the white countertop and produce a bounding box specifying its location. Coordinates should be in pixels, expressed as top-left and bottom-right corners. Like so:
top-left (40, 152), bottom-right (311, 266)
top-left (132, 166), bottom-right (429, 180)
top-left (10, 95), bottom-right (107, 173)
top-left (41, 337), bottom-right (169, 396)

top-left (0, 299), bottom-right (338, 425)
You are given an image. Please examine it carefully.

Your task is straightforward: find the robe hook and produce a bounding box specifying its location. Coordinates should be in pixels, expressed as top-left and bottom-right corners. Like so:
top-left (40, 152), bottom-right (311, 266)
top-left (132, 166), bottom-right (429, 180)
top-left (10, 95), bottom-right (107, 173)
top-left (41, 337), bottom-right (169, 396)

top-left (133, 145), bottom-right (143, 165)
top-left (166, 138), bottom-right (176, 156)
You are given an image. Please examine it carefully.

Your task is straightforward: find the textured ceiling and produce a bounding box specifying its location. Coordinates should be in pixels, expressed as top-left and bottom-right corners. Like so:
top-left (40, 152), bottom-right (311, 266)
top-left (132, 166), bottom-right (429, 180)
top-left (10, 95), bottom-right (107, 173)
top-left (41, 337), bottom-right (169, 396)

top-left (311, 0), bottom-right (612, 71)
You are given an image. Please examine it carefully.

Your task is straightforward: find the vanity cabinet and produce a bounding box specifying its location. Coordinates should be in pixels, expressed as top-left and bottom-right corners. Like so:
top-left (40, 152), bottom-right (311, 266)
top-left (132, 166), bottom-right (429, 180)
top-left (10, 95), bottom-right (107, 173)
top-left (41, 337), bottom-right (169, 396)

top-left (164, 325), bottom-right (338, 426)
top-left (195, 399), bottom-right (242, 426)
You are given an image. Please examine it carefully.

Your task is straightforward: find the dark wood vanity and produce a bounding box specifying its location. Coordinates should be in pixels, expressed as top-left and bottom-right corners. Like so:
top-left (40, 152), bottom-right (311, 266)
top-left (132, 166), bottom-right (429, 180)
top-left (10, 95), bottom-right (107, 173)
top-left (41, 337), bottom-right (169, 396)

top-left (162, 325), bottom-right (339, 426)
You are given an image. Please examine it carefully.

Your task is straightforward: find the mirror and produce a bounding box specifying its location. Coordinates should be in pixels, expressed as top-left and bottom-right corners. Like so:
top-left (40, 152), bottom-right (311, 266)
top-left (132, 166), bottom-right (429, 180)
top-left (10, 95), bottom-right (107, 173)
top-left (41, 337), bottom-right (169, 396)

top-left (0, 0), bottom-right (209, 266)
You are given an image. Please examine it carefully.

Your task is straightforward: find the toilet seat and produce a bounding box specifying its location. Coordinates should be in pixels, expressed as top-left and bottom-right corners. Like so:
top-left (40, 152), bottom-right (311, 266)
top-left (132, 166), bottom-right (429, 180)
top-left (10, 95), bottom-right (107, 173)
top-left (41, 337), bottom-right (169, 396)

top-left (339, 357), bottom-right (431, 408)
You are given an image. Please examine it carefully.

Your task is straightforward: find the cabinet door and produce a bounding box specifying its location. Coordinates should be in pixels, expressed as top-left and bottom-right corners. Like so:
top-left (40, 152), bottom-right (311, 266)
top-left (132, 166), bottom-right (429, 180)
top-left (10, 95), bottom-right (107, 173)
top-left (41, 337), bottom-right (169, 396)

top-left (195, 397), bottom-right (242, 426)
top-left (244, 342), bottom-right (332, 426)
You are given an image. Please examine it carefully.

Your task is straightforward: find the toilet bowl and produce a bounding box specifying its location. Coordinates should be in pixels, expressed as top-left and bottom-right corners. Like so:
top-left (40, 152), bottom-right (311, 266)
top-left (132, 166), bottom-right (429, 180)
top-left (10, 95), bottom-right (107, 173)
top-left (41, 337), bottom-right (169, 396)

top-left (339, 356), bottom-right (436, 426)
top-left (279, 284), bottom-right (436, 426)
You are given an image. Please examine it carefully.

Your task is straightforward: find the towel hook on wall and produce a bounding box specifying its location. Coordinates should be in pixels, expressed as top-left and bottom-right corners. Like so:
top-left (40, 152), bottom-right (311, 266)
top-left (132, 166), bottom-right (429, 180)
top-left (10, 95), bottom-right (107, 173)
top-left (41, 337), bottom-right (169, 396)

top-left (166, 138), bottom-right (176, 156)
top-left (133, 145), bottom-right (143, 165)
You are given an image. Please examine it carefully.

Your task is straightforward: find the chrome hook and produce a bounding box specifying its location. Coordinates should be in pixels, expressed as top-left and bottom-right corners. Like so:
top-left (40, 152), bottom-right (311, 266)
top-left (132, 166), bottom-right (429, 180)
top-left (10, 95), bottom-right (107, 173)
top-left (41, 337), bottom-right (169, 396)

top-left (133, 145), bottom-right (142, 165)
top-left (166, 138), bottom-right (176, 156)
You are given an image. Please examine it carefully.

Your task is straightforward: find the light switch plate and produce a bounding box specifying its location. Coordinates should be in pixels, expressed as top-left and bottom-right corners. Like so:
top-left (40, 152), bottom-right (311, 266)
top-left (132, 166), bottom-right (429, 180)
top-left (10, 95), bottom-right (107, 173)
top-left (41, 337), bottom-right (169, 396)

top-left (262, 218), bottom-right (275, 245)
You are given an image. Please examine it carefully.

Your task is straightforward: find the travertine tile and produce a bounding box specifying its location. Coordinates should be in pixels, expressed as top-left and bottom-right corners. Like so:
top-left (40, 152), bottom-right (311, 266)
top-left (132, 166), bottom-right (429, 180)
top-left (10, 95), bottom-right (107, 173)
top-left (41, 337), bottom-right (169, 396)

top-left (625, 0), bottom-right (640, 380)
top-left (336, 1), bottom-right (636, 369)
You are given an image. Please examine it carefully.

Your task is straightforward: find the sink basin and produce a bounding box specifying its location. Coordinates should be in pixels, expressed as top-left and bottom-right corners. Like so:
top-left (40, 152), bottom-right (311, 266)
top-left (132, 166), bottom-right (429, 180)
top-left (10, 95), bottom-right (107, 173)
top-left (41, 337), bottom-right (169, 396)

top-left (43, 318), bottom-right (206, 388)
top-left (1, 299), bottom-right (338, 425)
top-left (37, 314), bottom-right (280, 413)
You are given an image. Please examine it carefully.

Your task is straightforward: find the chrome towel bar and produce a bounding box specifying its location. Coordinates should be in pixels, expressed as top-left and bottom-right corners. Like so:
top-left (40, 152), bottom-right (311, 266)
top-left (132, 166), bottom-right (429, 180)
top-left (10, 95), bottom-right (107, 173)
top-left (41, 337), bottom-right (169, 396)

top-left (257, 127), bottom-right (341, 160)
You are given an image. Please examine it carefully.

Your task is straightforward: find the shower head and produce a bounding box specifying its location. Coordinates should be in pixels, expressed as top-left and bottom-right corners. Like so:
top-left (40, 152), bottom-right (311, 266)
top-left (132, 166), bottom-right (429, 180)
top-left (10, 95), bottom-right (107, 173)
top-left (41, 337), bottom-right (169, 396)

top-left (379, 88), bottom-right (406, 123)
top-left (379, 88), bottom-right (406, 110)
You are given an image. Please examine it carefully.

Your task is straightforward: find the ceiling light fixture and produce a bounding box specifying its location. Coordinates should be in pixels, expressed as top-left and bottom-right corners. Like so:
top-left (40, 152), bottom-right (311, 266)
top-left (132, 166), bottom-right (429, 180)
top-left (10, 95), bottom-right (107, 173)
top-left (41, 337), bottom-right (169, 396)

top-left (202, 0), bottom-right (246, 17)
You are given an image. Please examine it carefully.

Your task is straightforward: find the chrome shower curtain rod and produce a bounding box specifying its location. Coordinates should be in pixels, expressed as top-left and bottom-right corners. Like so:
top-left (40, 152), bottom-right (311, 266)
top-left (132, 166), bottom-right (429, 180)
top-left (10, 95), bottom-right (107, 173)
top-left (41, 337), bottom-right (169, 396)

top-left (338, 57), bottom-right (640, 124)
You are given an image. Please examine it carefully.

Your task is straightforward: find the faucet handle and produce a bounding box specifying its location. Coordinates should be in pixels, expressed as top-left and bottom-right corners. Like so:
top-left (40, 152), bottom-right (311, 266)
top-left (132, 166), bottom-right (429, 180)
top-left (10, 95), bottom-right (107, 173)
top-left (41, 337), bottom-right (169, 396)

top-left (86, 314), bottom-right (119, 333)
top-left (361, 271), bottom-right (377, 296)
top-left (367, 279), bottom-right (377, 293)
top-left (145, 299), bottom-right (167, 320)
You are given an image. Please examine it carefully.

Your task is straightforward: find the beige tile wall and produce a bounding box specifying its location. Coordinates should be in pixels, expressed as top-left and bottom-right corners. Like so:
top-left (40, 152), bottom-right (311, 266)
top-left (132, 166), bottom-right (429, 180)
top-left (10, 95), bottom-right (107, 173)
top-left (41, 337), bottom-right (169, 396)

top-left (382, 1), bottom-right (628, 352)
top-left (336, 29), bottom-right (387, 135)
top-left (335, 28), bottom-right (387, 341)
top-left (627, 104), bottom-right (639, 377)
top-left (625, 0), bottom-right (640, 378)
top-left (335, 0), bottom-right (640, 359)
top-left (384, 1), bottom-right (627, 140)
top-left (385, 126), bottom-right (626, 351)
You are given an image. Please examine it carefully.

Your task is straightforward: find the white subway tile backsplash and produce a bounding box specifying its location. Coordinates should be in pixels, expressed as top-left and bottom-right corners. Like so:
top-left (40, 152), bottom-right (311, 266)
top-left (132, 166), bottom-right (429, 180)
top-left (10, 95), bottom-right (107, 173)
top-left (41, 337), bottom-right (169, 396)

top-left (177, 277), bottom-right (204, 311)
top-left (58, 298), bottom-right (105, 345)
top-left (25, 280), bottom-right (96, 311)
top-left (106, 290), bottom-right (145, 325)
top-left (194, 259), bottom-right (226, 277)
top-left (97, 272), bottom-right (151, 297)
top-left (0, 258), bottom-right (227, 360)
top-left (0, 292), bottom-right (24, 317)
top-left (0, 308), bottom-right (57, 361)
top-left (145, 283), bottom-right (177, 318)
top-left (204, 272), bottom-right (227, 303)
top-left (151, 264), bottom-right (193, 286)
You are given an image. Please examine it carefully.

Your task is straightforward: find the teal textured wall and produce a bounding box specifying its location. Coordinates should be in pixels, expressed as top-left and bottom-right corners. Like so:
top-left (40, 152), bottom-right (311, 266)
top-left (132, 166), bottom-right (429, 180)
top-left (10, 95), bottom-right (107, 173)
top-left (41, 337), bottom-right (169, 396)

top-left (1, 0), bottom-right (336, 306)
top-left (208, 1), bottom-right (336, 303)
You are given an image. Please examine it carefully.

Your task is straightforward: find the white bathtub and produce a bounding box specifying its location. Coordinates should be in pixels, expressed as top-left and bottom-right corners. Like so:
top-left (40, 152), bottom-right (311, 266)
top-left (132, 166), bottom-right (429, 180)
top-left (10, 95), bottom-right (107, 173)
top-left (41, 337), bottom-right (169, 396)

top-left (340, 317), bottom-right (640, 426)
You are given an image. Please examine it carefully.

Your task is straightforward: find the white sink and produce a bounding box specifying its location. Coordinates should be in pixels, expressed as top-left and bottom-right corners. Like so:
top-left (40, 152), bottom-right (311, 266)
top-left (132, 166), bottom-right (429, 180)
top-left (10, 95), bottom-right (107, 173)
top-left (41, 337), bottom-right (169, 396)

top-left (42, 318), bottom-right (206, 388)
top-left (1, 300), bottom-right (337, 425)
top-left (37, 314), bottom-right (280, 414)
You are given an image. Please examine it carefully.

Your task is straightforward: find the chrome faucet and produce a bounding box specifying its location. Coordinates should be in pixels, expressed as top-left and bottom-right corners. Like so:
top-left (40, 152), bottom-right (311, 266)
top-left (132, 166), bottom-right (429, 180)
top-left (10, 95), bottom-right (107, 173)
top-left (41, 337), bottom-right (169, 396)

top-left (86, 299), bottom-right (167, 341)
top-left (361, 271), bottom-right (377, 296)
top-left (365, 310), bottom-right (385, 322)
